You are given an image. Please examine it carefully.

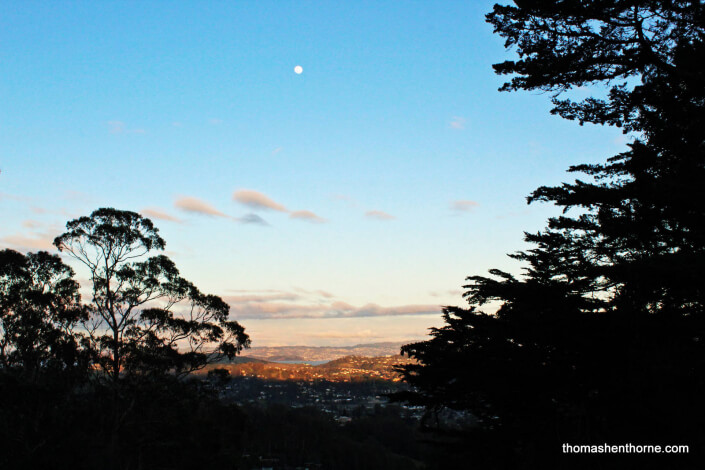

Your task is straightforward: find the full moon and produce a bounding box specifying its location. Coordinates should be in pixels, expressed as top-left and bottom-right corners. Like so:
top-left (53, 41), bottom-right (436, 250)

top-left (294, 65), bottom-right (303, 74)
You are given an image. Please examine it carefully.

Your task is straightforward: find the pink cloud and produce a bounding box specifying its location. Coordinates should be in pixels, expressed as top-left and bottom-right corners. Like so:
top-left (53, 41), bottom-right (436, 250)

top-left (233, 189), bottom-right (288, 212)
top-left (141, 208), bottom-right (183, 223)
top-left (226, 296), bottom-right (440, 320)
top-left (222, 293), bottom-right (300, 303)
top-left (290, 210), bottom-right (327, 223)
top-left (451, 200), bottom-right (479, 212)
top-left (174, 196), bottom-right (229, 218)
top-left (0, 233), bottom-right (56, 252)
top-left (22, 220), bottom-right (43, 229)
top-left (450, 116), bottom-right (466, 129)
top-left (365, 210), bottom-right (395, 221)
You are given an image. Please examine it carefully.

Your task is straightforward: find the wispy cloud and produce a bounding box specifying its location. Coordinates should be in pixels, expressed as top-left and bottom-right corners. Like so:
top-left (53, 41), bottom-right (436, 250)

top-left (308, 330), bottom-right (381, 340)
top-left (272, 147), bottom-right (283, 155)
top-left (240, 213), bottom-right (269, 226)
top-left (0, 233), bottom-right (56, 252)
top-left (225, 289), bottom-right (440, 320)
top-left (293, 287), bottom-right (337, 299)
top-left (21, 220), bottom-right (43, 229)
top-left (290, 210), bottom-right (327, 223)
top-left (107, 121), bottom-right (145, 134)
top-left (222, 292), bottom-right (301, 303)
top-left (208, 118), bottom-right (223, 125)
top-left (365, 210), bottom-right (395, 221)
top-left (141, 208), bottom-right (183, 223)
top-left (451, 200), bottom-right (479, 213)
top-left (429, 289), bottom-right (463, 298)
top-left (0, 192), bottom-right (30, 203)
top-left (233, 189), bottom-right (288, 212)
top-left (174, 196), bottom-right (229, 218)
top-left (450, 116), bottom-right (466, 130)
top-left (30, 206), bottom-right (49, 214)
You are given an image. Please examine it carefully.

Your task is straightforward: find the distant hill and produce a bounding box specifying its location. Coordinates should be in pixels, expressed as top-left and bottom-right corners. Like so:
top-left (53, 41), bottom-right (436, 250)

top-left (200, 354), bottom-right (415, 382)
top-left (239, 341), bottom-right (407, 363)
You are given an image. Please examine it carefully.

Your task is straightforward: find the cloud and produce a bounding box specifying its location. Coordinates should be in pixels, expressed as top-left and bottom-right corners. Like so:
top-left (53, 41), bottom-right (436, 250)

top-left (222, 292), bottom-right (301, 303)
top-left (308, 330), bottom-right (381, 340)
top-left (0, 192), bottom-right (29, 203)
top-left (290, 210), bottom-right (327, 223)
top-left (21, 220), bottom-right (43, 229)
top-left (365, 210), bottom-right (395, 221)
top-left (0, 233), bottom-right (56, 252)
top-left (429, 289), bottom-right (463, 298)
top-left (293, 287), bottom-right (337, 299)
top-left (272, 147), bottom-right (283, 155)
top-left (174, 196), bottom-right (229, 218)
top-left (208, 118), bottom-right (223, 125)
top-left (233, 189), bottom-right (288, 212)
top-left (108, 121), bottom-right (145, 134)
top-left (30, 206), bottom-right (49, 214)
top-left (239, 213), bottom-right (269, 226)
top-left (450, 116), bottom-right (466, 130)
top-left (451, 200), bottom-right (479, 213)
top-left (141, 208), bottom-right (183, 223)
top-left (226, 295), bottom-right (440, 320)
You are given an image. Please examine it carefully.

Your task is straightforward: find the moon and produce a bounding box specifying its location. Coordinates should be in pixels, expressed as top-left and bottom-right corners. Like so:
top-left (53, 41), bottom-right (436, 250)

top-left (294, 65), bottom-right (303, 74)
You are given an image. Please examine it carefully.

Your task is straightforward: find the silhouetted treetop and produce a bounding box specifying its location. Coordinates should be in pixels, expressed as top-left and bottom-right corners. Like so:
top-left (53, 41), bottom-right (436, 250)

top-left (488, 0), bottom-right (705, 130)
top-left (54, 208), bottom-right (165, 267)
top-left (0, 249), bottom-right (88, 378)
top-left (54, 208), bottom-right (250, 382)
top-left (398, 2), bottom-right (705, 460)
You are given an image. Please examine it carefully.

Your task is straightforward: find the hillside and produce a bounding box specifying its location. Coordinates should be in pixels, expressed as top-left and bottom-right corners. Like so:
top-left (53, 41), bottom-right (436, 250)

top-left (201, 354), bottom-right (415, 382)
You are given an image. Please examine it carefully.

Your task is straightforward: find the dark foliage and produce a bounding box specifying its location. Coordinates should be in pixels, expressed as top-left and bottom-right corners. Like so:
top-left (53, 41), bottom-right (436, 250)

top-left (398, 1), bottom-right (705, 467)
top-left (0, 373), bottom-right (248, 469)
top-left (0, 249), bottom-right (89, 382)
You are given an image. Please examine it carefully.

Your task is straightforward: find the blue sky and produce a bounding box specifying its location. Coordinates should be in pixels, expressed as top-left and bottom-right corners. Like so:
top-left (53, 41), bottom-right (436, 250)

top-left (0, 1), bottom-right (628, 346)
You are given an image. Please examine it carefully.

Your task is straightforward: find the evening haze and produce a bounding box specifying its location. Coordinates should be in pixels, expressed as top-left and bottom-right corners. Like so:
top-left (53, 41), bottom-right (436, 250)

top-left (0, 1), bottom-right (628, 346)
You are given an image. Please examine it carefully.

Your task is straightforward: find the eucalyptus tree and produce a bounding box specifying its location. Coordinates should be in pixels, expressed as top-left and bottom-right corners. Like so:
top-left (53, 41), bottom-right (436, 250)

top-left (54, 208), bottom-right (250, 382)
top-left (0, 249), bottom-right (87, 380)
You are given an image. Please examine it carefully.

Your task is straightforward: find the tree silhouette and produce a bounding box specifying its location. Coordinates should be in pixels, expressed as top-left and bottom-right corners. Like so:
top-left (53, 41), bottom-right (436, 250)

top-left (0, 249), bottom-right (88, 381)
top-left (398, 1), bottom-right (705, 462)
top-left (54, 208), bottom-right (250, 382)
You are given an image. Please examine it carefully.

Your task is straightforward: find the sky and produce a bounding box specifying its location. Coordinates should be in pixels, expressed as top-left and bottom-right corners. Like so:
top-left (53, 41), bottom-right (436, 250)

top-left (0, 1), bottom-right (629, 347)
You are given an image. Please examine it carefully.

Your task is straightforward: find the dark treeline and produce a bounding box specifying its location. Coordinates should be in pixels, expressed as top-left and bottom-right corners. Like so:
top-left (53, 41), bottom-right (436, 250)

top-left (0, 210), bottom-right (465, 469)
top-left (398, 1), bottom-right (705, 469)
top-left (0, 209), bottom-right (253, 469)
top-left (3, 2), bottom-right (705, 469)
top-left (0, 211), bottom-right (438, 469)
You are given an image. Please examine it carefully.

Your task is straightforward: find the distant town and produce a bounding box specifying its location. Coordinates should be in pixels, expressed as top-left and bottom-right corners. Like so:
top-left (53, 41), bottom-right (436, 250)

top-left (193, 343), bottom-right (441, 426)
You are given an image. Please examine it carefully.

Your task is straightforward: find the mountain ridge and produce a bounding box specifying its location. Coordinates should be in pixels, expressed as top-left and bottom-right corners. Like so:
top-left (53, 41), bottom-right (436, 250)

top-left (239, 341), bottom-right (409, 363)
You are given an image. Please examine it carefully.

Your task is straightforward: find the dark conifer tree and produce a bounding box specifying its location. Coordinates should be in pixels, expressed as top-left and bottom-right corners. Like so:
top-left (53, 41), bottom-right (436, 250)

top-left (399, 1), bottom-right (705, 463)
